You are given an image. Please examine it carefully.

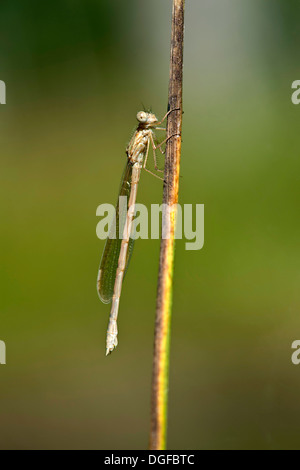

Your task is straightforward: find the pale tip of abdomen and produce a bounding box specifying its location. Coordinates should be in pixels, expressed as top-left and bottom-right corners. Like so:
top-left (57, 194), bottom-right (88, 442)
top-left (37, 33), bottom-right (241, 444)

top-left (106, 344), bottom-right (117, 356)
top-left (106, 329), bottom-right (118, 356)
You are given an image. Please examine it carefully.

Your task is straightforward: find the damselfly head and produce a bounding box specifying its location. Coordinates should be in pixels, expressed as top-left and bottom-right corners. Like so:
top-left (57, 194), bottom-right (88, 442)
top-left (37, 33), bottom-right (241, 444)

top-left (136, 111), bottom-right (158, 127)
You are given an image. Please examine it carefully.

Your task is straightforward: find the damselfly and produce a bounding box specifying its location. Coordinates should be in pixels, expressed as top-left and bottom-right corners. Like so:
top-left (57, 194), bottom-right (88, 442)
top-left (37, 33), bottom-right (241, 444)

top-left (97, 110), bottom-right (172, 355)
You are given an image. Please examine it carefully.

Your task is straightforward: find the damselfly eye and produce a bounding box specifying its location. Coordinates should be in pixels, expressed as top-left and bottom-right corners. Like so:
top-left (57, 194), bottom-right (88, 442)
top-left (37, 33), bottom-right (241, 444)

top-left (137, 111), bottom-right (147, 122)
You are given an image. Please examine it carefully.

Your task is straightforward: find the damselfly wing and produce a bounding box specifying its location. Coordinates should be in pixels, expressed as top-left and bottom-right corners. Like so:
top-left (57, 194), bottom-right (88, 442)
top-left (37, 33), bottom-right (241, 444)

top-left (97, 161), bottom-right (135, 304)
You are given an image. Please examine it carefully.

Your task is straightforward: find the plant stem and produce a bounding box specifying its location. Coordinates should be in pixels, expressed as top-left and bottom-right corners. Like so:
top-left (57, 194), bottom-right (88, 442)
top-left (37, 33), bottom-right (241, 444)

top-left (149, 0), bottom-right (185, 451)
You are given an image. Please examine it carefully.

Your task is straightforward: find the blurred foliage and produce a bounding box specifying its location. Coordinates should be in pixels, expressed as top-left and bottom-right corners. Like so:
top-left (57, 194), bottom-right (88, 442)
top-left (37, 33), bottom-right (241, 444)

top-left (0, 0), bottom-right (300, 450)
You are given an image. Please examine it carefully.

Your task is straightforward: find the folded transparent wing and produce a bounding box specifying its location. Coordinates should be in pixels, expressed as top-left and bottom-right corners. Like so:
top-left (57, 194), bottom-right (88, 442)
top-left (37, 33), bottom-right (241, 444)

top-left (97, 160), bottom-right (135, 304)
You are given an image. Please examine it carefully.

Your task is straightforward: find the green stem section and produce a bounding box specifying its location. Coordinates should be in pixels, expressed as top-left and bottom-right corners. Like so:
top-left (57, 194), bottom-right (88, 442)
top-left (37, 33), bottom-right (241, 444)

top-left (149, 0), bottom-right (185, 451)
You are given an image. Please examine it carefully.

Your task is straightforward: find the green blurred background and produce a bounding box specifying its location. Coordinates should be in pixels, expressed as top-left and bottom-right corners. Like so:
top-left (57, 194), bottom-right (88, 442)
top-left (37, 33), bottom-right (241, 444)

top-left (1, 0), bottom-right (300, 450)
